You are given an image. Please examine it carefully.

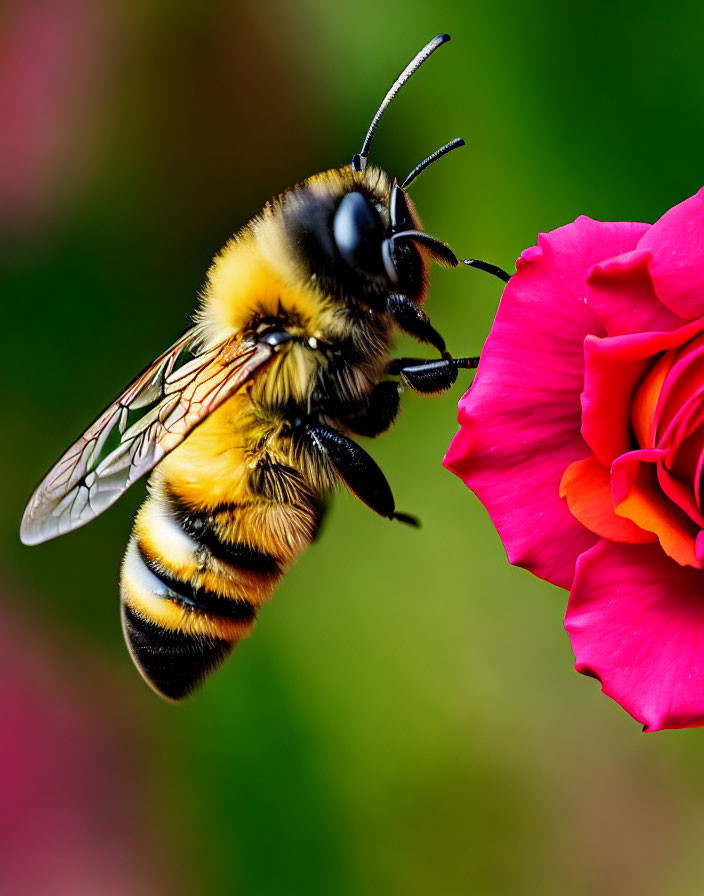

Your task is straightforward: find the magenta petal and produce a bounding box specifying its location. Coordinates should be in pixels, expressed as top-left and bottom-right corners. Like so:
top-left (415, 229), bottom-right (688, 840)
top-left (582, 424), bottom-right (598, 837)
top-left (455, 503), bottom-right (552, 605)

top-left (566, 540), bottom-right (704, 731)
top-left (653, 335), bottom-right (704, 447)
top-left (446, 217), bottom-right (650, 589)
top-left (585, 248), bottom-right (685, 336)
top-left (581, 318), bottom-right (704, 466)
top-left (446, 422), bottom-right (599, 589)
top-left (638, 188), bottom-right (704, 320)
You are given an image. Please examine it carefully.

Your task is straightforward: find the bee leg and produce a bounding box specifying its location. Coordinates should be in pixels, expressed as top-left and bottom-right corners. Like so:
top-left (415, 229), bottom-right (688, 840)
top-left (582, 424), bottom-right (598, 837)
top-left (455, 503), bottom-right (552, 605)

top-left (387, 294), bottom-right (447, 355)
top-left (461, 258), bottom-right (511, 283)
top-left (387, 356), bottom-right (479, 394)
top-left (346, 381), bottom-right (401, 437)
top-left (304, 422), bottom-right (419, 526)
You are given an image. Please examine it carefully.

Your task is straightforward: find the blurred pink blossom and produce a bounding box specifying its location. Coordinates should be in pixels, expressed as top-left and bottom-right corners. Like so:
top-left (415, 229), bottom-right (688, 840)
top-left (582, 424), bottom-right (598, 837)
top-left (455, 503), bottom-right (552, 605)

top-left (0, 599), bottom-right (171, 896)
top-left (0, 0), bottom-right (112, 232)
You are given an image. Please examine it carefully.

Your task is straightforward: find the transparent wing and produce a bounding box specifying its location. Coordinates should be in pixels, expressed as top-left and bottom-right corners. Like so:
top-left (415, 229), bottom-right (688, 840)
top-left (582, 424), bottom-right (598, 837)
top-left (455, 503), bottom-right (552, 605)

top-left (21, 329), bottom-right (274, 545)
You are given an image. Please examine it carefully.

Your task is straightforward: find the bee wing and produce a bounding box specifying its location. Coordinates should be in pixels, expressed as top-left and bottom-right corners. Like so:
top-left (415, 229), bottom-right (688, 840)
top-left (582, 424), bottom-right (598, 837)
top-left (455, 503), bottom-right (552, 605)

top-left (21, 330), bottom-right (274, 545)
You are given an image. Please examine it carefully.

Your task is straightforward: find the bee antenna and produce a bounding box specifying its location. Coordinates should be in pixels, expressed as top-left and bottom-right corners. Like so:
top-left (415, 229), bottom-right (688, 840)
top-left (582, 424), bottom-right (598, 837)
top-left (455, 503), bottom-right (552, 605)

top-left (401, 137), bottom-right (466, 189)
top-left (351, 34), bottom-right (451, 173)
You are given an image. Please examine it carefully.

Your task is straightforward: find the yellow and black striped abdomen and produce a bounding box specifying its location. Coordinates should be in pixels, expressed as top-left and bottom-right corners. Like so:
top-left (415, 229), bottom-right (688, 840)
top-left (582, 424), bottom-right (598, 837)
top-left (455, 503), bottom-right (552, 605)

top-left (120, 399), bottom-right (324, 700)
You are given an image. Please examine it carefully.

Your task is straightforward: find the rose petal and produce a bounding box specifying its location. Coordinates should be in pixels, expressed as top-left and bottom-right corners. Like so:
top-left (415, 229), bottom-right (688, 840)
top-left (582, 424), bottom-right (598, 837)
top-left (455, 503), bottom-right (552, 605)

top-left (446, 217), bottom-right (649, 588)
top-left (656, 461), bottom-right (704, 529)
top-left (654, 391), bottom-right (704, 524)
top-left (638, 187), bottom-right (704, 320)
top-left (560, 456), bottom-right (656, 544)
top-left (581, 318), bottom-right (704, 466)
top-left (566, 540), bottom-right (704, 731)
top-left (653, 334), bottom-right (704, 441)
top-left (585, 247), bottom-right (684, 336)
top-left (630, 350), bottom-right (676, 449)
top-left (657, 384), bottom-right (704, 467)
top-left (611, 448), bottom-right (700, 567)
top-left (445, 420), bottom-right (599, 589)
top-left (695, 442), bottom-right (704, 516)
top-left (636, 369), bottom-right (704, 525)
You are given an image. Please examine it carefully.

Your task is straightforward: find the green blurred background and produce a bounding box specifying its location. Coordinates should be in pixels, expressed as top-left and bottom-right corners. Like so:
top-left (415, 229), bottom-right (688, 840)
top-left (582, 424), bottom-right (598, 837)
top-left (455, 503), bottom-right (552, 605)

top-left (3, 1), bottom-right (704, 893)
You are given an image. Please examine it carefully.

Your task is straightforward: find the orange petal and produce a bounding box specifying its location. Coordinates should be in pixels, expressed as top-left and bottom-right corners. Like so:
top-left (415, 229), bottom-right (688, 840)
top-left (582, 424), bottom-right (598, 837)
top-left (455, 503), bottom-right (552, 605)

top-left (611, 450), bottom-right (701, 567)
top-left (670, 419), bottom-right (704, 488)
top-left (560, 456), bottom-right (656, 544)
top-left (631, 350), bottom-right (675, 448)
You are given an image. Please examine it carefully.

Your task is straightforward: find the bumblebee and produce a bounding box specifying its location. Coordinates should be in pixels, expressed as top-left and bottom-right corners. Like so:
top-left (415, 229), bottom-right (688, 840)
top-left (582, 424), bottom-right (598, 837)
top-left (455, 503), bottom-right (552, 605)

top-left (21, 34), bottom-right (507, 700)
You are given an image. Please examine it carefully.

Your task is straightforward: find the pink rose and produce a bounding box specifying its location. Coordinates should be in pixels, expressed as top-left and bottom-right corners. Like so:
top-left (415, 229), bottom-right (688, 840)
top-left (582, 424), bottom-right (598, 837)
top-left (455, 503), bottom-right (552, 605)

top-left (445, 187), bottom-right (704, 731)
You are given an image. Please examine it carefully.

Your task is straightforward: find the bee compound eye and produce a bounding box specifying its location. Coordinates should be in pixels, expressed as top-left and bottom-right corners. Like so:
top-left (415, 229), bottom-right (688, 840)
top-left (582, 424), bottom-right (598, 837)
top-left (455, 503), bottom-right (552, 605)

top-left (255, 327), bottom-right (295, 350)
top-left (333, 191), bottom-right (385, 275)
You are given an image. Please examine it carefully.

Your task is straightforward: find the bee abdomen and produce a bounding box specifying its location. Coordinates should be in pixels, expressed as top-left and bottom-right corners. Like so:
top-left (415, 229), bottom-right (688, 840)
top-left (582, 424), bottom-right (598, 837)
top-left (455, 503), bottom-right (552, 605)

top-left (137, 542), bottom-right (258, 622)
top-left (121, 602), bottom-right (233, 702)
top-left (120, 532), bottom-right (262, 701)
top-left (120, 463), bottom-right (323, 698)
top-left (120, 485), bottom-right (295, 699)
top-left (179, 511), bottom-right (282, 576)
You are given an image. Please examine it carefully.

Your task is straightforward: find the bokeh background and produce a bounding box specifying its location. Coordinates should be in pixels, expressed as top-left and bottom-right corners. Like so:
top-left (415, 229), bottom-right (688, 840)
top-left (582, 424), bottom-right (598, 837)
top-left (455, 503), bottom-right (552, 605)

top-left (3, 1), bottom-right (704, 893)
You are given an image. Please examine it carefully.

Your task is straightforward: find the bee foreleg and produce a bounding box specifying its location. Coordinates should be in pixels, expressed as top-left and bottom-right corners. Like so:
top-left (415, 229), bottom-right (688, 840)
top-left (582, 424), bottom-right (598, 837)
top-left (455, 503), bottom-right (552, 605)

top-left (461, 258), bottom-right (511, 283)
top-left (304, 422), bottom-right (419, 526)
top-left (387, 294), bottom-right (447, 355)
top-left (387, 355), bottom-right (479, 394)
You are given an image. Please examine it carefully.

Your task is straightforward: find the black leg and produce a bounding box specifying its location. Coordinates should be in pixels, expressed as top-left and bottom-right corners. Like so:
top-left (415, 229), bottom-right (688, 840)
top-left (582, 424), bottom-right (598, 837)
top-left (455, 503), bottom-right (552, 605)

top-left (387, 355), bottom-right (479, 394)
top-left (461, 258), bottom-right (511, 283)
top-left (346, 381), bottom-right (401, 437)
top-left (387, 294), bottom-right (447, 354)
top-left (305, 422), bottom-right (419, 526)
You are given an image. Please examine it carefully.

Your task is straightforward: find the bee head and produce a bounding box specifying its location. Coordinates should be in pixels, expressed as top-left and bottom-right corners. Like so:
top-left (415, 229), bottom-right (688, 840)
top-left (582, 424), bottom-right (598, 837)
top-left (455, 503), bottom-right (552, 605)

top-left (277, 34), bottom-right (462, 310)
top-left (279, 169), bottom-right (445, 309)
top-left (335, 174), bottom-right (463, 305)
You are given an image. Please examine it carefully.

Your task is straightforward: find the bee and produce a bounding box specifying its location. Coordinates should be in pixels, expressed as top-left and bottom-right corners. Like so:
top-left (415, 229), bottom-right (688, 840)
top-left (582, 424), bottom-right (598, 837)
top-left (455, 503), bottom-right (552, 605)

top-left (21, 34), bottom-right (507, 700)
